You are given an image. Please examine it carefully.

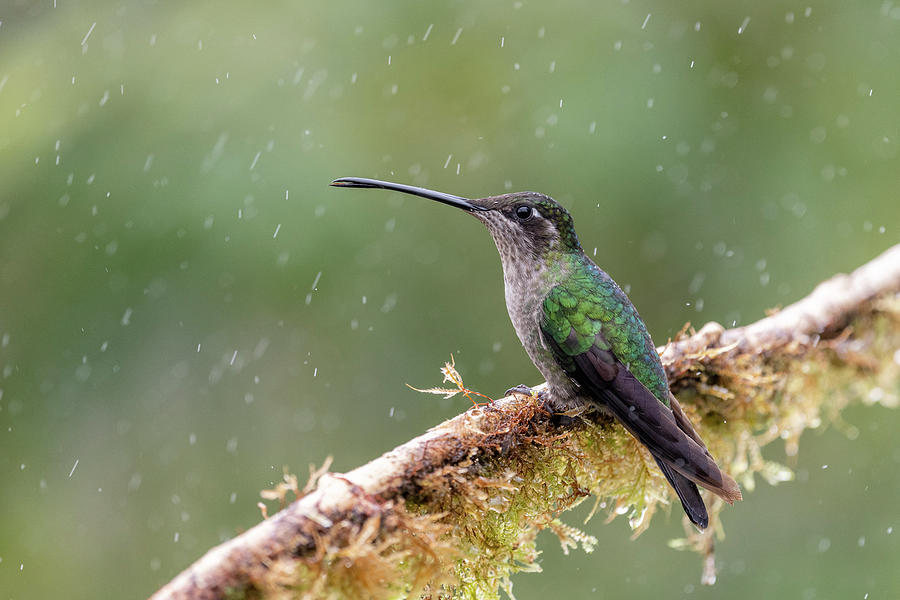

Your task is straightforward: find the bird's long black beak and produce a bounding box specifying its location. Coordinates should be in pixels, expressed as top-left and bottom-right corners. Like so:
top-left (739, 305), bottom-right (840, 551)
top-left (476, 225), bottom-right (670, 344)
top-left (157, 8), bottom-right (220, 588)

top-left (330, 177), bottom-right (486, 212)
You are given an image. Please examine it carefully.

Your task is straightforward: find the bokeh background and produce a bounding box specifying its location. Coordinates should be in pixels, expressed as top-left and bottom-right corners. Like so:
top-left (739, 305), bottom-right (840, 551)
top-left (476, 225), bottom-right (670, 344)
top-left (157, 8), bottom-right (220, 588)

top-left (1, 1), bottom-right (898, 598)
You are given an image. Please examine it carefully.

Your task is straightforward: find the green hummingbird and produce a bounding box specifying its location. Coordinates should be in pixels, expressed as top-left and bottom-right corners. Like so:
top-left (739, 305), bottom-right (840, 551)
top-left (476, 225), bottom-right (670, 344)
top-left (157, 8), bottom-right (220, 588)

top-left (330, 177), bottom-right (741, 528)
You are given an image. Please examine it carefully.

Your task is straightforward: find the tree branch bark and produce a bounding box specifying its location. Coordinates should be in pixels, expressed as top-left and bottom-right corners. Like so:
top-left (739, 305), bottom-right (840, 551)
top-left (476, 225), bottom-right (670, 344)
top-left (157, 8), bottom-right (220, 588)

top-left (152, 243), bottom-right (900, 600)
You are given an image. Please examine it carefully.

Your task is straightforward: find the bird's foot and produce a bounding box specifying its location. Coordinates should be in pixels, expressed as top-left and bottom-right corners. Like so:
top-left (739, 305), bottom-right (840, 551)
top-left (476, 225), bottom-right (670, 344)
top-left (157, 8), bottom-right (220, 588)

top-left (504, 384), bottom-right (537, 398)
top-left (502, 387), bottom-right (587, 425)
top-left (505, 384), bottom-right (556, 413)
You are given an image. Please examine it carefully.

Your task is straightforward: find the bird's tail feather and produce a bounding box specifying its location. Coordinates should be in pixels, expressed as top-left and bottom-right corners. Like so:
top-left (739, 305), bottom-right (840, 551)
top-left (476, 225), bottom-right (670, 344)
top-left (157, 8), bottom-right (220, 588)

top-left (594, 367), bottom-right (743, 503)
top-left (668, 393), bottom-right (743, 503)
top-left (654, 457), bottom-right (708, 529)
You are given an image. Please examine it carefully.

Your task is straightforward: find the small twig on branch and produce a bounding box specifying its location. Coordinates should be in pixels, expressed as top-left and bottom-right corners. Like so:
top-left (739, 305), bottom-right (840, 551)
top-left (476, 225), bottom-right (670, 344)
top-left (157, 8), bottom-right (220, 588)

top-left (152, 244), bottom-right (900, 600)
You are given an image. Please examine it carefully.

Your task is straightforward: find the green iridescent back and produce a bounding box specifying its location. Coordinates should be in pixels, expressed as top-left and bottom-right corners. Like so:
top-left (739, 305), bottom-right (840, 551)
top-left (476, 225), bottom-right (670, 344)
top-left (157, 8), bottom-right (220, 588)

top-left (540, 255), bottom-right (671, 407)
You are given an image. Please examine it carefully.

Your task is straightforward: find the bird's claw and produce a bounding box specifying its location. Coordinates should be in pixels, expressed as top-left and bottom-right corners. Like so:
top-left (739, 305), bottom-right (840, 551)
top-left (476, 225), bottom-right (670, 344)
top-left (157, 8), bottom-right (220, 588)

top-left (505, 384), bottom-right (536, 398)
top-left (505, 385), bottom-right (553, 411)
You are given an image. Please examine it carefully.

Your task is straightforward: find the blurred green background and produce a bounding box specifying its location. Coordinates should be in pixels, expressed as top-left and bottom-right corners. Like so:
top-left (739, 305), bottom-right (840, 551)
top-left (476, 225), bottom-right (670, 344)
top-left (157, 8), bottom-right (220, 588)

top-left (1, 0), bottom-right (898, 598)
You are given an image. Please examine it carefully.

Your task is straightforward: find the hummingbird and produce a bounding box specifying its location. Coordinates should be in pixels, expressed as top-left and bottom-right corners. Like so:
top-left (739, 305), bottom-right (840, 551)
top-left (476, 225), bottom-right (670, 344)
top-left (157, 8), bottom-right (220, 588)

top-left (330, 176), bottom-right (741, 528)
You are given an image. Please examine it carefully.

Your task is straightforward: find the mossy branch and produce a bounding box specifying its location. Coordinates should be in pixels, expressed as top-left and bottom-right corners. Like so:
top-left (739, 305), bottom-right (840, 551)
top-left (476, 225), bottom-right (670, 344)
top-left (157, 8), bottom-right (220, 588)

top-left (152, 244), bottom-right (900, 600)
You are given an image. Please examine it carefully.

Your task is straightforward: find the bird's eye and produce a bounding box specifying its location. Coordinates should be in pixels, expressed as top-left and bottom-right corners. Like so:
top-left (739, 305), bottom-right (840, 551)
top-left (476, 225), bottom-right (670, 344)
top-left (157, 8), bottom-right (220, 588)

top-left (515, 205), bottom-right (533, 220)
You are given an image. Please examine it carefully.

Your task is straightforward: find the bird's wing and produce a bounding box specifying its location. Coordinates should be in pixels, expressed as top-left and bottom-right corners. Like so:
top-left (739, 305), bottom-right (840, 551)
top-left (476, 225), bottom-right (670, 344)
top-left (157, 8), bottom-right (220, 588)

top-left (540, 285), bottom-right (741, 504)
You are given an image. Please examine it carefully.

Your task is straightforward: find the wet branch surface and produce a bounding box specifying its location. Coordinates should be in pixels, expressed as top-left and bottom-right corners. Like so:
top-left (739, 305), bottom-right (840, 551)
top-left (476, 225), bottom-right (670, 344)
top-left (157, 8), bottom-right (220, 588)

top-left (152, 244), bottom-right (900, 600)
